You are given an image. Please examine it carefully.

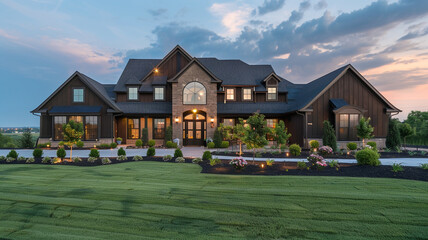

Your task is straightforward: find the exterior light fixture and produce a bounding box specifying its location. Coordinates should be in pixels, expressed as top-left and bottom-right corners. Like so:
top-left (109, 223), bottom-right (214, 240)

top-left (210, 117), bottom-right (215, 128)
top-left (261, 164), bottom-right (264, 168)
top-left (314, 148), bottom-right (317, 152)
top-left (286, 152), bottom-right (289, 157)
top-left (175, 117), bottom-right (179, 123)
top-left (192, 109), bottom-right (197, 113)
top-left (47, 144), bottom-right (50, 148)
top-left (347, 151), bottom-right (350, 155)
top-left (94, 144), bottom-right (96, 148)
top-left (154, 68), bottom-right (159, 73)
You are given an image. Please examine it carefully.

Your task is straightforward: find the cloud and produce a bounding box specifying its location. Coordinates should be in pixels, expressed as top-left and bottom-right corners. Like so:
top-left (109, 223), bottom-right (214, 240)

top-left (148, 8), bottom-right (167, 17)
top-left (210, 3), bottom-right (252, 38)
top-left (255, 0), bottom-right (285, 16)
top-left (314, 0), bottom-right (327, 10)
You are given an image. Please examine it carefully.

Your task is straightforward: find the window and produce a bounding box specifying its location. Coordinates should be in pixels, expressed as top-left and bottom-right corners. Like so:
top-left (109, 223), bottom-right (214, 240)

top-left (267, 87), bottom-right (277, 100)
top-left (223, 118), bottom-right (235, 126)
top-left (153, 119), bottom-right (165, 139)
top-left (69, 116), bottom-right (83, 124)
top-left (266, 119), bottom-right (278, 140)
top-left (339, 114), bottom-right (359, 140)
top-left (183, 82), bottom-right (206, 104)
top-left (128, 87), bottom-right (138, 100)
top-left (226, 88), bottom-right (235, 100)
top-left (127, 118), bottom-right (139, 139)
top-left (154, 87), bottom-right (164, 100)
top-left (54, 116), bottom-right (66, 140)
top-left (73, 88), bottom-right (84, 102)
top-left (85, 116), bottom-right (98, 140)
top-left (243, 88), bottom-right (252, 101)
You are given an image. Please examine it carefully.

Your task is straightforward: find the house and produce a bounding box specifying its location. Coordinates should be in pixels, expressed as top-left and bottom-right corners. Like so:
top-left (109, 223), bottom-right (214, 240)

top-left (32, 45), bottom-right (401, 148)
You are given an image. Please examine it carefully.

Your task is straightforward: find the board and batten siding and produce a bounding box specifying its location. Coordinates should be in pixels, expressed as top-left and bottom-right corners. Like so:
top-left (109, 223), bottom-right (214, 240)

top-left (308, 70), bottom-right (389, 139)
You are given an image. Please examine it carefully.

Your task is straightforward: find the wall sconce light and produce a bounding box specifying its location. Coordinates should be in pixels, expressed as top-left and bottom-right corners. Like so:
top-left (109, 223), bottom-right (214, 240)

top-left (210, 117), bottom-right (215, 128)
top-left (154, 68), bottom-right (159, 73)
top-left (175, 117), bottom-right (179, 123)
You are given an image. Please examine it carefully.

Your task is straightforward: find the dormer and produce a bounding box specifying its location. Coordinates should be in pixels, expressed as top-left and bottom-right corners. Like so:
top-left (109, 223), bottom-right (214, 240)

top-left (262, 73), bottom-right (282, 101)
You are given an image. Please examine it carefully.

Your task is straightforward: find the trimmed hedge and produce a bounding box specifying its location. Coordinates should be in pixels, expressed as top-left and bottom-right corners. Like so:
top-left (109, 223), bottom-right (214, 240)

top-left (356, 148), bottom-right (381, 166)
top-left (202, 151), bottom-right (212, 160)
top-left (289, 144), bottom-right (301, 156)
top-left (174, 148), bottom-right (183, 158)
top-left (347, 142), bottom-right (357, 151)
top-left (33, 148), bottom-right (43, 158)
top-left (147, 147), bottom-right (155, 156)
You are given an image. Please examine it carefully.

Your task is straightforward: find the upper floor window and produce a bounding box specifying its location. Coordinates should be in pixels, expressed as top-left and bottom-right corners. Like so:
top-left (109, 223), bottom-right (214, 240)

top-left (73, 88), bottom-right (84, 102)
top-left (154, 87), bottom-right (165, 101)
top-left (183, 82), bottom-right (206, 104)
top-left (243, 88), bottom-right (252, 101)
top-left (226, 88), bottom-right (235, 100)
top-left (267, 87), bottom-right (277, 100)
top-left (128, 87), bottom-right (138, 100)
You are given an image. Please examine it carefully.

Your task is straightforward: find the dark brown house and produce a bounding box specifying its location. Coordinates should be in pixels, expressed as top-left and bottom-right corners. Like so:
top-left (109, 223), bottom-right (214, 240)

top-left (32, 45), bottom-right (400, 148)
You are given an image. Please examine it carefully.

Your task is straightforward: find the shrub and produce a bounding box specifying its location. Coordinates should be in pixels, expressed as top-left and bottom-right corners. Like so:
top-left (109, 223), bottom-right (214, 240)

top-left (135, 139), bottom-right (143, 147)
top-left (307, 154), bottom-right (324, 165)
top-left (297, 161), bottom-right (307, 169)
top-left (280, 144), bottom-right (287, 153)
top-left (355, 148), bottom-right (381, 166)
top-left (255, 152), bottom-right (263, 158)
top-left (117, 155), bottom-right (127, 161)
top-left (117, 137), bottom-right (123, 142)
top-left (328, 160), bottom-right (339, 168)
top-left (89, 149), bottom-right (100, 158)
top-left (110, 142), bottom-right (118, 148)
top-left (174, 148), bottom-right (183, 158)
top-left (202, 151), bottom-right (212, 161)
top-left (117, 147), bottom-right (126, 156)
top-left (166, 141), bottom-right (177, 148)
top-left (229, 157), bottom-right (248, 169)
top-left (318, 146), bottom-right (333, 156)
top-left (207, 142), bottom-right (215, 149)
top-left (19, 128), bottom-right (34, 148)
top-left (141, 128), bottom-right (148, 146)
top-left (367, 141), bottom-right (377, 150)
top-left (26, 157), bottom-right (35, 163)
top-left (37, 142), bottom-right (51, 148)
top-left (386, 118), bottom-right (401, 151)
top-left (289, 144), bottom-right (301, 156)
top-left (58, 141), bottom-right (65, 147)
top-left (73, 157), bottom-right (82, 163)
top-left (175, 157), bottom-right (185, 163)
top-left (0, 156), bottom-right (6, 162)
top-left (220, 141), bottom-right (229, 148)
top-left (309, 140), bottom-right (319, 149)
top-left (420, 163), bottom-right (428, 170)
top-left (133, 155), bottom-right (143, 161)
top-left (7, 150), bottom-right (18, 159)
top-left (392, 163), bottom-right (404, 173)
top-left (102, 158), bottom-right (111, 165)
top-left (76, 140), bottom-right (84, 148)
top-left (87, 157), bottom-right (98, 163)
top-left (33, 148), bottom-right (43, 158)
top-left (6, 157), bottom-right (15, 162)
top-left (147, 147), bottom-right (155, 156)
top-left (148, 140), bottom-right (156, 147)
top-left (42, 157), bottom-right (51, 164)
top-left (56, 148), bottom-right (66, 159)
top-left (163, 155), bottom-right (172, 161)
top-left (347, 142), bottom-right (357, 151)
top-left (97, 144), bottom-right (111, 149)
top-left (266, 159), bottom-right (275, 166)
top-left (213, 128), bottom-right (223, 148)
top-left (165, 125), bottom-right (172, 142)
top-left (192, 158), bottom-right (202, 164)
top-left (322, 120), bottom-right (337, 152)
top-left (51, 158), bottom-right (61, 164)
top-left (17, 156), bottom-right (26, 161)
top-left (210, 157), bottom-right (221, 166)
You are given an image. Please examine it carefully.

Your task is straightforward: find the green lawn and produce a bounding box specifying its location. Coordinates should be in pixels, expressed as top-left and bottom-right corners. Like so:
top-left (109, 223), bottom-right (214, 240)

top-left (0, 162), bottom-right (427, 239)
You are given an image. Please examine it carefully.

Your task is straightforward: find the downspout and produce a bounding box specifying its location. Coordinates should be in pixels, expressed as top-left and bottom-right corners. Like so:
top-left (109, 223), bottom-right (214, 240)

top-left (296, 111), bottom-right (307, 149)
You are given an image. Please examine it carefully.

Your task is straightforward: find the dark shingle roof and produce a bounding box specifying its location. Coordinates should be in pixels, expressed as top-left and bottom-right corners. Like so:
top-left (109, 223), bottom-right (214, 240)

top-left (49, 106), bottom-right (102, 114)
top-left (115, 102), bottom-right (172, 114)
top-left (102, 84), bottom-right (116, 100)
top-left (78, 72), bottom-right (120, 111)
top-left (114, 59), bottom-right (161, 92)
top-left (330, 98), bottom-right (349, 110)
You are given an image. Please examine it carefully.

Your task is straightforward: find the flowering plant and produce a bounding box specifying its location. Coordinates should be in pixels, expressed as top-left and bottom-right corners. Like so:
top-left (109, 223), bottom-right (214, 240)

top-left (307, 154), bottom-right (324, 165)
top-left (229, 157), bottom-right (248, 169)
top-left (319, 146), bottom-right (333, 156)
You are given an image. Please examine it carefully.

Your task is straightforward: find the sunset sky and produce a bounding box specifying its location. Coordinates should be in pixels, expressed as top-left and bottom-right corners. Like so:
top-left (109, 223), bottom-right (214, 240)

top-left (0, 0), bottom-right (427, 127)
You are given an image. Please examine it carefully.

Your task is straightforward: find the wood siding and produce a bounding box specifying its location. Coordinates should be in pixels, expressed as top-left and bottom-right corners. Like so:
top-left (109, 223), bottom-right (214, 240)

top-left (308, 70), bottom-right (389, 138)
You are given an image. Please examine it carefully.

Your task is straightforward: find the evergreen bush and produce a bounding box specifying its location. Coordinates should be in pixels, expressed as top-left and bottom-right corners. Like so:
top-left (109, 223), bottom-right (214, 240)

top-left (33, 148), bottom-right (43, 158)
top-left (322, 120), bottom-right (337, 152)
top-left (202, 151), bottom-right (212, 160)
top-left (174, 148), bottom-right (183, 157)
top-left (147, 147), bottom-right (155, 156)
top-left (289, 144), bottom-right (301, 156)
top-left (117, 147), bottom-right (126, 156)
top-left (56, 148), bottom-right (66, 159)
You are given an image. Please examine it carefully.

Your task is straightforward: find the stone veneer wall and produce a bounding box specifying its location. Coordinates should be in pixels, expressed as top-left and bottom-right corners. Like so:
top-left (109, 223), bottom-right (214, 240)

top-left (172, 63), bottom-right (218, 145)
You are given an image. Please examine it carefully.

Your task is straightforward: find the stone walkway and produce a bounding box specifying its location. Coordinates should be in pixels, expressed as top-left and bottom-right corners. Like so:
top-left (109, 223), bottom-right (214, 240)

top-left (1, 147), bottom-right (428, 167)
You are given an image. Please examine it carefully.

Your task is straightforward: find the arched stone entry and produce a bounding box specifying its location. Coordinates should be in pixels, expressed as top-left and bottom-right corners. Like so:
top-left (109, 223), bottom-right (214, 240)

top-left (182, 110), bottom-right (207, 146)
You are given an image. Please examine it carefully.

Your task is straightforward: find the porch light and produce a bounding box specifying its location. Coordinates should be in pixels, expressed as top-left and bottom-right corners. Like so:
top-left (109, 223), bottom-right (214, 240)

top-left (154, 68), bottom-right (159, 73)
top-left (210, 117), bottom-right (214, 122)
top-left (192, 109), bottom-right (197, 113)
top-left (210, 117), bottom-right (215, 128)
top-left (175, 117), bottom-right (179, 123)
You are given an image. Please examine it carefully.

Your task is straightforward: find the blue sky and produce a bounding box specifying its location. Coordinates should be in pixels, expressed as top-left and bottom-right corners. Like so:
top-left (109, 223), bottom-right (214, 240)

top-left (1, 0), bottom-right (428, 127)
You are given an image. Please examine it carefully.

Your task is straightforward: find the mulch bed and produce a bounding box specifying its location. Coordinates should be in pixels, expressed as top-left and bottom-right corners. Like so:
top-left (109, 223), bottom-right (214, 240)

top-left (200, 161), bottom-right (428, 182)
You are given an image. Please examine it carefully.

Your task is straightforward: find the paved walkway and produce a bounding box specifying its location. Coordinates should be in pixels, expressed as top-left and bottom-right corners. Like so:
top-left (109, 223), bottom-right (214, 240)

top-left (1, 147), bottom-right (428, 167)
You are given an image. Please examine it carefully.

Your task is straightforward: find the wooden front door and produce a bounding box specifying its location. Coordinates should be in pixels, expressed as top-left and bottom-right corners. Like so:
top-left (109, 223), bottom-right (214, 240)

top-left (183, 112), bottom-right (206, 146)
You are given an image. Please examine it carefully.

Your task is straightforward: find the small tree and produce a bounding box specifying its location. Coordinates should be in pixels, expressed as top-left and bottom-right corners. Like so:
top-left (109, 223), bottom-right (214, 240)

top-left (62, 120), bottom-right (83, 161)
top-left (386, 118), bottom-right (401, 151)
top-left (272, 120), bottom-right (291, 149)
top-left (322, 120), bottom-right (337, 152)
top-left (164, 125), bottom-right (172, 144)
top-left (399, 122), bottom-right (414, 150)
top-left (242, 112), bottom-right (270, 163)
top-left (233, 119), bottom-right (246, 155)
top-left (141, 128), bottom-right (149, 146)
top-left (213, 127), bottom-right (223, 148)
top-left (19, 128), bottom-right (34, 148)
top-left (357, 116), bottom-right (374, 147)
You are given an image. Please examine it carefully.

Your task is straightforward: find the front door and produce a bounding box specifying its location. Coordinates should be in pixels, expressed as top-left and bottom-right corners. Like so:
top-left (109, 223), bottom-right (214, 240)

top-left (183, 112), bottom-right (206, 146)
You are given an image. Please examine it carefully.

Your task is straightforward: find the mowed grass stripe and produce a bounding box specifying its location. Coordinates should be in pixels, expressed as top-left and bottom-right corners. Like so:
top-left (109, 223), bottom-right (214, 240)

top-left (0, 162), bottom-right (427, 239)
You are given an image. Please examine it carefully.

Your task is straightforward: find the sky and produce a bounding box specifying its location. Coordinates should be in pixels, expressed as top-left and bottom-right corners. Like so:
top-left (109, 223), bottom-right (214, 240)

top-left (0, 0), bottom-right (428, 127)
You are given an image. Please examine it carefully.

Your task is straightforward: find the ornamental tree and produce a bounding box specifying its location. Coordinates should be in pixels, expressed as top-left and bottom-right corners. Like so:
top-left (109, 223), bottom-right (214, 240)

top-left (62, 120), bottom-right (84, 161)
top-left (357, 116), bottom-right (374, 147)
top-left (399, 122), bottom-right (414, 150)
top-left (272, 120), bottom-right (291, 149)
top-left (242, 112), bottom-right (270, 163)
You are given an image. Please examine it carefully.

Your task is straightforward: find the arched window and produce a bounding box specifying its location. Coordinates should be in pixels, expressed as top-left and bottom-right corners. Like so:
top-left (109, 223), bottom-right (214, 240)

top-left (183, 82), bottom-right (206, 104)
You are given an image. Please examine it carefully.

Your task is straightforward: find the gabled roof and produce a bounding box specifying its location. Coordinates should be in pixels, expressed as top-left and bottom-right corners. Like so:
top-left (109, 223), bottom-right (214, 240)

top-left (114, 59), bottom-right (161, 92)
top-left (169, 58), bottom-right (222, 83)
top-left (330, 99), bottom-right (348, 110)
top-left (32, 71), bottom-right (121, 113)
